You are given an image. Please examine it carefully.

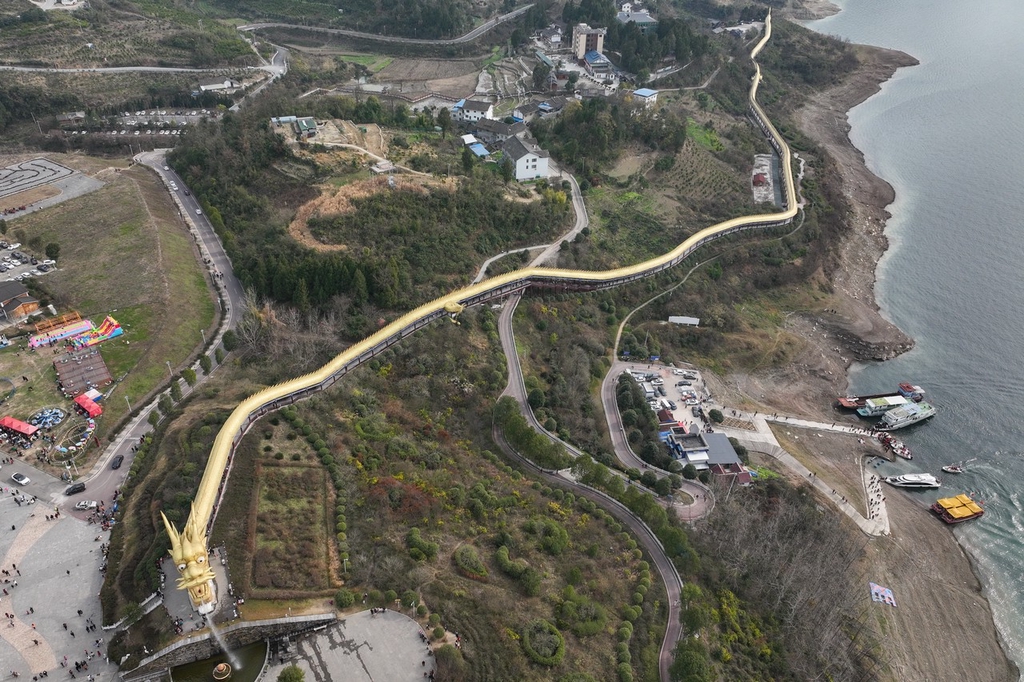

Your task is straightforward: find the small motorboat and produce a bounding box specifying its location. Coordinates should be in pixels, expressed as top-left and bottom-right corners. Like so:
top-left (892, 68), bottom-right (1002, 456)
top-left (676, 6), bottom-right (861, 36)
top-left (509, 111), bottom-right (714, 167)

top-left (941, 458), bottom-right (976, 474)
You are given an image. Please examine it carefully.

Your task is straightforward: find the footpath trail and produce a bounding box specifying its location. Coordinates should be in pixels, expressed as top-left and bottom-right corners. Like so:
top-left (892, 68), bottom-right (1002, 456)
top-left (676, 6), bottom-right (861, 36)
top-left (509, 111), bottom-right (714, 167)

top-left (714, 410), bottom-right (891, 536)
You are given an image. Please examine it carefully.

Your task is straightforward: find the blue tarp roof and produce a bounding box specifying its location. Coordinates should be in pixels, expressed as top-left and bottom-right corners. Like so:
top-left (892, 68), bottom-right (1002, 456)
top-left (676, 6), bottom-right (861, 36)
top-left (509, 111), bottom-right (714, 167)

top-left (584, 50), bottom-right (609, 64)
top-left (634, 88), bottom-right (658, 97)
top-left (453, 99), bottom-right (466, 109)
top-left (469, 143), bottom-right (490, 157)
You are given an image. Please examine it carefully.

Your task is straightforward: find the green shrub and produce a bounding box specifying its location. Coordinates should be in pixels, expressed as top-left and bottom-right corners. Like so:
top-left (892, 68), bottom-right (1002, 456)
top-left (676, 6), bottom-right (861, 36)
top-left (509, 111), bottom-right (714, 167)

top-left (401, 590), bottom-right (419, 607)
top-left (406, 528), bottom-right (438, 560)
top-left (335, 589), bottom-right (355, 608)
top-left (416, 605), bottom-right (428, 617)
top-left (453, 545), bottom-right (488, 580)
top-left (432, 626), bottom-right (446, 640)
top-left (521, 619), bottom-right (565, 666)
top-left (384, 589), bottom-right (397, 603)
top-left (428, 613), bottom-right (441, 626)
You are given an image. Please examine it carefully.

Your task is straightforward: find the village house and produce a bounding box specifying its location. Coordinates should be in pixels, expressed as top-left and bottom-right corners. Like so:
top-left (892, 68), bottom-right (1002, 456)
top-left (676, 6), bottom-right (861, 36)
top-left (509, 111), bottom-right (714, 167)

top-left (293, 116), bottom-right (318, 138)
top-left (501, 136), bottom-right (549, 182)
top-left (0, 282), bottom-right (39, 322)
top-left (472, 118), bottom-right (527, 145)
top-left (632, 88), bottom-right (659, 109)
top-left (571, 23), bottom-right (606, 60)
top-left (199, 78), bottom-right (240, 93)
top-left (55, 111), bottom-right (86, 127)
top-left (452, 98), bottom-right (494, 123)
top-left (616, 9), bottom-right (658, 34)
top-left (514, 102), bottom-right (541, 122)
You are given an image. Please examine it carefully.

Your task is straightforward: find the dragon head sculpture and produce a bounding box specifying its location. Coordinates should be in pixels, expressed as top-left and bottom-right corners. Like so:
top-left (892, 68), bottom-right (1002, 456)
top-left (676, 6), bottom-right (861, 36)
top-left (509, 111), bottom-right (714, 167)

top-left (162, 505), bottom-right (217, 611)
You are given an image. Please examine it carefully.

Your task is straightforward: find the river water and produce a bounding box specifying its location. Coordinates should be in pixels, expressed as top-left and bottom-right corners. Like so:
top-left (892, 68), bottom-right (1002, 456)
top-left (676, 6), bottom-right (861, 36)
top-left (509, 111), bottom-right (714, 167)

top-left (806, 0), bottom-right (1024, 673)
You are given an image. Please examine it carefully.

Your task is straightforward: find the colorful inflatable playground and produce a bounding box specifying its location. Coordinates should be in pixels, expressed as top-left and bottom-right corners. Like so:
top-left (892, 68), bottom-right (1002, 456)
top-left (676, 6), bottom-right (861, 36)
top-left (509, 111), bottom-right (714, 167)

top-left (28, 314), bottom-right (123, 349)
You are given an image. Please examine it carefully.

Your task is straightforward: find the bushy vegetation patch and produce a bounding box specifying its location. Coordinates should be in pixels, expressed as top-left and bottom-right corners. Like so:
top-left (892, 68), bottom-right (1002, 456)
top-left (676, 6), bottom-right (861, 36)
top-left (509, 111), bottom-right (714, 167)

top-left (453, 545), bottom-right (488, 581)
top-left (521, 619), bottom-right (566, 666)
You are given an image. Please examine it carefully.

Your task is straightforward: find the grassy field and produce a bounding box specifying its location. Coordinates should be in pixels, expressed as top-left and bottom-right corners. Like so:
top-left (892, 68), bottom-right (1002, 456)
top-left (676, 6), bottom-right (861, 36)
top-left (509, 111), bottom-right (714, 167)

top-left (5, 159), bottom-right (215, 441)
top-left (338, 54), bottom-right (393, 72)
top-left (252, 461), bottom-right (336, 594)
top-left (686, 119), bottom-right (725, 151)
top-left (0, 3), bottom-right (256, 69)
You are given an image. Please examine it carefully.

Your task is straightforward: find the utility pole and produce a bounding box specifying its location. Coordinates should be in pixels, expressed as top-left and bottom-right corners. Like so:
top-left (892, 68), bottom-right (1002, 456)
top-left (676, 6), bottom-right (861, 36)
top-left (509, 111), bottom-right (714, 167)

top-left (166, 360), bottom-right (172, 377)
top-left (125, 396), bottom-right (131, 413)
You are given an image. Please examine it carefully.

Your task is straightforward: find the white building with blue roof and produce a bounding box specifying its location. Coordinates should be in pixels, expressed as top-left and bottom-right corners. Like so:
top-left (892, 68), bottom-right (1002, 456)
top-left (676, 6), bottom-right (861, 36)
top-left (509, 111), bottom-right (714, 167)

top-left (632, 88), bottom-right (658, 109)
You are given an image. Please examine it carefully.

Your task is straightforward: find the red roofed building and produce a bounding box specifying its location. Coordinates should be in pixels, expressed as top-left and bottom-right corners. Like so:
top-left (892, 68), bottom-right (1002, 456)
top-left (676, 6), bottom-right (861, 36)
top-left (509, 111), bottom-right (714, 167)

top-left (74, 394), bottom-right (102, 418)
top-left (0, 416), bottom-right (39, 438)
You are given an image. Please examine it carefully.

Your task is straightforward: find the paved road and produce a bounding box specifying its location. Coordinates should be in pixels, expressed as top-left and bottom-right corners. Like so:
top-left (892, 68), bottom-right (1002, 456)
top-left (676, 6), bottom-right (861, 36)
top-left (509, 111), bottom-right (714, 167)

top-left (491, 425), bottom-right (683, 682)
top-left (0, 64), bottom-right (281, 75)
top-left (492, 171), bottom-right (686, 682)
top-left (600, 360), bottom-right (714, 521)
top-left (238, 4), bottom-right (534, 46)
top-left (472, 165), bottom-right (586, 284)
top-left (57, 150), bottom-right (247, 515)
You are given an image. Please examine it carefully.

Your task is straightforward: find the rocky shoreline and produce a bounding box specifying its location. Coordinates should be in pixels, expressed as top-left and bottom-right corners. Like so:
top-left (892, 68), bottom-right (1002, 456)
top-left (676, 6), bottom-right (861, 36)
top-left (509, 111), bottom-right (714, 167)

top-left (758, 34), bottom-right (1020, 682)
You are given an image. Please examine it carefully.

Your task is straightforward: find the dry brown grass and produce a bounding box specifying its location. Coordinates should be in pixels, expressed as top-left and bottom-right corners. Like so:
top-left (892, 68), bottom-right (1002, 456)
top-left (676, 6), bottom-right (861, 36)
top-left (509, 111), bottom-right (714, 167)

top-left (6, 160), bottom-right (215, 441)
top-left (0, 185), bottom-right (60, 211)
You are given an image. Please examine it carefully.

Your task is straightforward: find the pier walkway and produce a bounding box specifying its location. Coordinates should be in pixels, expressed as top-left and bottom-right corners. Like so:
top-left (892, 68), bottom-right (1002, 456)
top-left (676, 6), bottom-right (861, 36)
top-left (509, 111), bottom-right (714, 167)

top-left (714, 410), bottom-right (891, 536)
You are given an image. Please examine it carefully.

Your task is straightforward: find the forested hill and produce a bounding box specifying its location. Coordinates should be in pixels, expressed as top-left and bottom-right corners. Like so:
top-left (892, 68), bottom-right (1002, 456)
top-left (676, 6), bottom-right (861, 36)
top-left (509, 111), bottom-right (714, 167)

top-left (168, 96), bottom-right (571, 332)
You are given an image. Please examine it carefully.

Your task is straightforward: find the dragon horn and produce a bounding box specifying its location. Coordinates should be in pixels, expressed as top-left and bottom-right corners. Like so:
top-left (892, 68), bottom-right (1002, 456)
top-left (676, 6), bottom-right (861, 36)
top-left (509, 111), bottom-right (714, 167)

top-left (161, 512), bottom-right (180, 547)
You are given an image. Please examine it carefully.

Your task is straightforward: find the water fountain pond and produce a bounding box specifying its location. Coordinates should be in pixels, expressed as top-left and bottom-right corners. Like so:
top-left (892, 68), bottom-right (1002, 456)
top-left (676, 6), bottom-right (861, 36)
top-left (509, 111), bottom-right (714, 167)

top-left (169, 640), bottom-right (267, 682)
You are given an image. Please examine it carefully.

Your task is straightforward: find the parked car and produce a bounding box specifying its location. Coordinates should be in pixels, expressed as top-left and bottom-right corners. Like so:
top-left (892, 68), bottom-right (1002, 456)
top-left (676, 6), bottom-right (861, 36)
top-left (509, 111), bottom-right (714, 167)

top-left (11, 472), bottom-right (29, 485)
top-left (111, 454), bottom-right (124, 469)
top-left (74, 500), bottom-right (98, 511)
top-left (65, 482), bottom-right (86, 495)
top-left (196, 209), bottom-right (202, 215)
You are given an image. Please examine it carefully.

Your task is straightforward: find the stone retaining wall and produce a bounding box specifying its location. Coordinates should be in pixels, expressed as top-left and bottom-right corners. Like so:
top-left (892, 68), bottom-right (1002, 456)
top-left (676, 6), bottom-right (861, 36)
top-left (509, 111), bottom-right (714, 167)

top-left (120, 613), bottom-right (336, 681)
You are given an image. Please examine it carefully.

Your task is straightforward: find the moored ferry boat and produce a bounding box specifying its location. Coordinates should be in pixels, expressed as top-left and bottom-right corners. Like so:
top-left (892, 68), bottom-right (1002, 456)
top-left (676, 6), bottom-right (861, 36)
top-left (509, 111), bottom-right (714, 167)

top-left (931, 493), bottom-right (985, 524)
top-left (885, 473), bottom-right (941, 489)
top-left (856, 395), bottom-right (909, 417)
top-left (837, 382), bottom-right (925, 410)
top-left (875, 401), bottom-right (936, 431)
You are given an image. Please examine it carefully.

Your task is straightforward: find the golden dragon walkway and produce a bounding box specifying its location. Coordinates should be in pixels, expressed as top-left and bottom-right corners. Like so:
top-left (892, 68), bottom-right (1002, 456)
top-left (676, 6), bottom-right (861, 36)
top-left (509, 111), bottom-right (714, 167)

top-left (163, 10), bottom-right (796, 613)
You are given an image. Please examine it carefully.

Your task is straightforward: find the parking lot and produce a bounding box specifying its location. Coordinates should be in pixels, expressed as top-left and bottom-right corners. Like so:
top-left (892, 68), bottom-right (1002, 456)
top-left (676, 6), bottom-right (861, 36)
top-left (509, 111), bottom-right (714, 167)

top-left (0, 241), bottom-right (56, 284)
top-left (61, 109), bottom-right (222, 141)
top-left (624, 364), bottom-right (712, 433)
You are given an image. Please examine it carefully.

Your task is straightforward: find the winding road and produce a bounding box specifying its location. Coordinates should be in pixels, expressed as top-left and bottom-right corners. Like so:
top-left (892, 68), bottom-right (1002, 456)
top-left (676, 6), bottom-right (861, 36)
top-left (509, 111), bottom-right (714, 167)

top-left (148, 12), bottom-right (793, 682)
top-left (238, 5), bottom-right (534, 46)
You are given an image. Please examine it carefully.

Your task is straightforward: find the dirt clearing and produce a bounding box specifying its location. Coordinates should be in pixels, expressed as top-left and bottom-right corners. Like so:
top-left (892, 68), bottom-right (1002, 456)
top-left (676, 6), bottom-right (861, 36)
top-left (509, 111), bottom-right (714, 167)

top-left (376, 58), bottom-right (478, 81)
top-left (287, 174), bottom-right (454, 251)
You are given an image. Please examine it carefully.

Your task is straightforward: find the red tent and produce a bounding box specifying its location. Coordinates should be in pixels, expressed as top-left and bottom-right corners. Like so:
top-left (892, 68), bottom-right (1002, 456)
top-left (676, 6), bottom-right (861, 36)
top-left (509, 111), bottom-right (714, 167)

top-left (74, 394), bottom-right (102, 418)
top-left (0, 415), bottom-right (38, 437)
